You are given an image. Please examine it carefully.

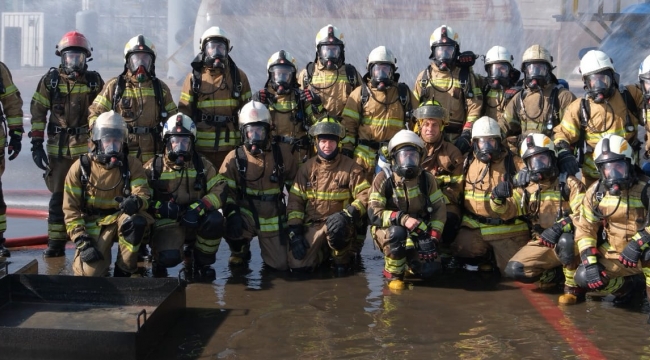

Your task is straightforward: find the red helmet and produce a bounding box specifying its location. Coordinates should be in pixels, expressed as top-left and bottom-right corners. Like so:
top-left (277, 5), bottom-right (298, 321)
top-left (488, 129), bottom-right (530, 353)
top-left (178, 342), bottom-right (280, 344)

top-left (55, 31), bottom-right (92, 57)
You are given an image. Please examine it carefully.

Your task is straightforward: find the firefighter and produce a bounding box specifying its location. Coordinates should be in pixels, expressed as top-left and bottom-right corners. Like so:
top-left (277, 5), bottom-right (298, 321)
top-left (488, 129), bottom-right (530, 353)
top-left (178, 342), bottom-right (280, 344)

top-left (413, 103), bottom-right (464, 254)
top-left (144, 113), bottom-right (227, 279)
top-left (0, 61), bottom-right (24, 258)
top-left (286, 117), bottom-right (370, 273)
top-left (502, 45), bottom-right (575, 152)
top-left (554, 50), bottom-right (643, 187)
top-left (63, 111), bottom-right (153, 277)
top-left (634, 54), bottom-right (650, 157)
top-left (88, 34), bottom-right (177, 164)
top-left (30, 31), bottom-right (105, 258)
top-left (178, 26), bottom-right (252, 170)
top-left (218, 101), bottom-right (298, 270)
top-left (368, 130), bottom-right (447, 290)
top-left (501, 133), bottom-right (586, 302)
top-left (298, 24), bottom-right (363, 137)
top-left (451, 116), bottom-right (530, 275)
top-left (573, 135), bottom-right (649, 306)
top-left (413, 25), bottom-right (483, 153)
top-left (253, 50), bottom-right (321, 165)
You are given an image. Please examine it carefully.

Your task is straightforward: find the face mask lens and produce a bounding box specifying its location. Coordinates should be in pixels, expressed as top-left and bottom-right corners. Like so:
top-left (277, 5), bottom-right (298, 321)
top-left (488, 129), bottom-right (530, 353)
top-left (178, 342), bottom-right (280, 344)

top-left (170, 136), bottom-right (190, 152)
top-left (101, 136), bottom-right (121, 154)
top-left (435, 45), bottom-right (455, 61)
top-left (477, 137), bottom-right (498, 152)
top-left (395, 149), bottom-right (420, 167)
top-left (527, 152), bottom-right (552, 172)
top-left (63, 51), bottom-right (85, 70)
top-left (525, 63), bottom-right (548, 77)
top-left (586, 73), bottom-right (611, 91)
top-left (246, 125), bottom-right (266, 142)
top-left (488, 63), bottom-right (509, 78)
top-left (271, 65), bottom-right (293, 84)
top-left (372, 63), bottom-right (392, 80)
top-left (129, 52), bottom-right (152, 72)
top-left (602, 160), bottom-right (628, 182)
top-left (319, 45), bottom-right (340, 59)
top-left (643, 79), bottom-right (650, 94)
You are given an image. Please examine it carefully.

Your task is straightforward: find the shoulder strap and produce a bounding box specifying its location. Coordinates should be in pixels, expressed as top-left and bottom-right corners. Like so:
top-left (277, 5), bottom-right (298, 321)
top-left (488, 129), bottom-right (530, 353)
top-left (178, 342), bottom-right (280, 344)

top-left (381, 167), bottom-right (397, 208)
top-left (151, 77), bottom-right (167, 119)
top-left (579, 97), bottom-right (590, 126)
top-left (558, 172), bottom-right (570, 202)
top-left (79, 154), bottom-right (91, 210)
top-left (458, 66), bottom-right (473, 98)
top-left (360, 81), bottom-right (370, 107)
top-left (621, 88), bottom-right (639, 116)
top-left (85, 71), bottom-right (100, 99)
top-left (397, 83), bottom-right (412, 127)
top-left (122, 155), bottom-right (131, 196)
top-left (303, 62), bottom-right (315, 89)
top-left (192, 151), bottom-right (207, 193)
top-left (271, 142), bottom-right (285, 188)
top-left (0, 65), bottom-right (5, 94)
top-left (151, 155), bottom-right (163, 181)
top-left (419, 171), bottom-right (433, 219)
top-left (418, 65), bottom-right (432, 105)
top-left (46, 67), bottom-right (60, 103)
top-left (228, 57), bottom-right (242, 99)
top-left (112, 75), bottom-right (126, 109)
top-left (344, 64), bottom-right (357, 88)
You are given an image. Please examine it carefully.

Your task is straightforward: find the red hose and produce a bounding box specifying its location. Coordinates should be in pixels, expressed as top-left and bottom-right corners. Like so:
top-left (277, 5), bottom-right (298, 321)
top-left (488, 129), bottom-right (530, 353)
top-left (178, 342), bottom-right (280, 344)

top-left (6, 208), bottom-right (48, 218)
top-left (5, 235), bottom-right (49, 247)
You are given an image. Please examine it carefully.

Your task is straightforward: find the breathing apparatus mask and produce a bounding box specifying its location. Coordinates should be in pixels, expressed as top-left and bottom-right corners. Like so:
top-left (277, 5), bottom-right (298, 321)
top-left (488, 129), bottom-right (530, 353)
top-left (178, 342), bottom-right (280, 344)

top-left (526, 151), bottom-right (558, 183)
top-left (318, 44), bottom-right (342, 70)
top-left (95, 130), bottom-right (124, 169)
top-left (473, 136), bottom-right (501, 163)
top-left (391, 145), bottom-right (421, 179)
top-left (371, 63), bottom-right (394, 91)
top-left (241, 123), bottom-right (269, 155)
top-left (128, 52), bottom-right (153, 83)
top-left (486, 62), bottom-right (512, 89)
top-left (166, 135), bottom-right (192, 166)
top-left (523, 62), bottom-right (550, 90)
top-left (584, 70), bottom-right (615, 104)
top-left (640, 73), bottom-right (650, 102)
top-left (203, 39), bottom-right (228, 69)
top-left (269, 64), bottom-right (294, 95)
top-left (61, 50), bottom-right (87, 79)
top-left (599, 159), bottom-right (632, 196)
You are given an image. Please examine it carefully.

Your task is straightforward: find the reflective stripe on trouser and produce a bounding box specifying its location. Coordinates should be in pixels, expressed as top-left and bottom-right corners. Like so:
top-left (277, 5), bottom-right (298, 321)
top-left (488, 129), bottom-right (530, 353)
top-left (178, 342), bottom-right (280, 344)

top-left (373, 227), bottom-right (407, 277)
top-left (507, 241), bottom-right (562, 280)
top-left (72, 213), bottom-right (140, 277)
top-left (563, 267), bottom-right (577, 287)
top-left (45, 157), bottom-right (76, 242)
top-left (451, 227), bottom-right (529, 276)
top-left (596, 257), bottom-right (648, 293)
top-left (224, 211), bottom-right (288, 271)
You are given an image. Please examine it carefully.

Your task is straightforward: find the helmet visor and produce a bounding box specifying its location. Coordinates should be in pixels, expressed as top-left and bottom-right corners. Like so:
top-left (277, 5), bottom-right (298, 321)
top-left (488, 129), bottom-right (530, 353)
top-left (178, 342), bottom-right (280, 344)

top-left (476, 137), bottom-right (499, 152)
top-left (244, 124), bottom-right (267, 142)
top-left (526, 152), bottom-right (553, 173)
top-left (585, 72), bottom-right (612, 93)
top-left (204, 40), bottom-right (227, 58)
top-left (128, 52), bottom-right (153, 73)
top-left (319, 45), bottom-right (341, 60)
top-left (169, 135), bottom-right (191, 153)
top-left (434, 45), bottom-right (456, 61)
top-left (372, 63), bottom-right (393, 81)
top-left (100, 132), bottom-right (123, 155)
top-left (62, 51), bottom-right (86, 71)
top-left (270, 65), bottom-right (294, 84)
top-left (524, 62), bottom-right (548, 78)
top-left (394, 147), bottom-right (420, 168)
top-left (601, 160), bottom-right (629, 183)
top-left (487, 63), bottom-right (510, 78)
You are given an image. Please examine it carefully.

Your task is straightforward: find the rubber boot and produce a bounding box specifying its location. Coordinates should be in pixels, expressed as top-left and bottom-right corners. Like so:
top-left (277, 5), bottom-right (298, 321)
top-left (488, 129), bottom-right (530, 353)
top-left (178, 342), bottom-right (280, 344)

top-left (113, 264), bottom-right (133, 278)
top-left (0, 238), bottom-right (10, 258)
top-left (195, 266), bottom-right (216, 281)
top-left (228, 242), bottom-right (251, 267)
top-left (383, 269), bottom-right (405, 292)
top-left (537, 267), bottom-right (565, 291)
top-left (43, 240), bottom-right (66, 258)
top-left (558, 285), bottom-right (586, 305)
top-left (137, 244), bottom-right (152, 262)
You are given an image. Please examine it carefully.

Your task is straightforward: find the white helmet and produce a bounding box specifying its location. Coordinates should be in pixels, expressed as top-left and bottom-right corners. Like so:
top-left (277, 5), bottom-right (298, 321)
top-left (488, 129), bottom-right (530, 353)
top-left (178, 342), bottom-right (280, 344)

top-left (266, 50), bottom-right (296, 71)
top-left (92, 110), bottom-right (128, 163)
top-left (124, 34), bottom-right (157, 60)
top-left (485, 46), bottom-right (513, 66)
top-left (519, 133), bottom-right (556, 158)
top-left (471, 116), bottom-right (502, 139)
top-left (315, 24), bottom-right (345, 69)
top-left (594, 134), bottom-right (633, 164)
top-left (638, 54), bottom-right (650, 80)
top-left (387, 130), bottom-right (426, 179)
top-left (580, 50), bottom-right (615, 76)
top-left (367, 46), bottom-right (397, 72)
top-left (124, 35), bottom-right (156, 76)
top-left (162, 113), bottom-right (197, 163)
top-left (239, 101), bottom-right (271, 154)
top-left (162, 113), bottom-right (197, 141)
top-left (199, 26), bottom-right (229, 51)
top-left (315, 24), bottom-right (344, 46)
top-left (429, 25), bottom-right (460, 48)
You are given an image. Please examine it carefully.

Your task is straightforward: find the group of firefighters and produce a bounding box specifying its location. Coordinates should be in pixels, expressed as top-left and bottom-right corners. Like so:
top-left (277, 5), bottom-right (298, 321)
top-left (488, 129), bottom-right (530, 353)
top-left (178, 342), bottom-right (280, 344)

top-left (0, 22), bottom-right (648, 309)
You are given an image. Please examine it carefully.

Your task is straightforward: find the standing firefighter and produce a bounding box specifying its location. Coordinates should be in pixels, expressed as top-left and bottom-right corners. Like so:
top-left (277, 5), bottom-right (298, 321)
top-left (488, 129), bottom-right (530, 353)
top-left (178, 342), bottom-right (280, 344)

top-left (413, 103), bottom-right (464, 253)
top-left (502, 45), bottom-right (575, 151)
top-left (451, 116), bottom-right (529, 274)
top-left (144, 113), bottom-right (227, 280)
top-left (0, 62), bottom-right (24, 257)
top-left (178, 26), bottom-right (252, 170)
top-left (88, 34), bottom-right (178, 164)
top-left (571, 135), bottom-right (649, 306)
top-left (63, 111), bottom-right (153, 277)
top-left (286, 117), bottom-right (370, 273)
top-left (298, 24), bottom-right (362, 134)
top-left (501, 134), bottom-right (586, 302)
top-left (413, 25), bottom-right (483, 153)
top-left (30, 31), bottom-right (105, 257)
top-left (219, 101), bottom-right (298, 270)
top-left (368, 130), bottom-right (447, 291)
top-left (253, 50), bottom-right (320, 165)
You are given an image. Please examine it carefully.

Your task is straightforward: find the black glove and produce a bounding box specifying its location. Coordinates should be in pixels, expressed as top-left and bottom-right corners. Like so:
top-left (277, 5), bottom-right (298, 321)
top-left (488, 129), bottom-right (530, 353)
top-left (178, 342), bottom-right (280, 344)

top-left (115, 195), bottom-right (143, 216)
top-left (491, 180), bottom-right (512, 204)
top-left (288, 225), bottom-right (309, 260)
top-left (152, 200), bottom-right (182, 221)
top-left (74, 235), bottom-right (103, 264)
top-left (456, 51), bottom-right (477, 67)
top-left (619, 230), bottom-right (650, 268)
top-left (224, 204), bottom-right (244, 238)
top-left (557, 150), bottom-right (580, 175)
top-left (539, 217), bottom-right (571, 248)
top-left (181, 201), bottom-right (206, 228)
top-left (512, 169), bottom-right (530, 188)
top-left (453, 129), bottom-right (472, 154)
top-left (416, 230), bottom-right (439, 261)
top-left (300, 88), bottom-right (321, 106)
top-left (30, 139), bottom-right (49, 171)
top-left (252, 89), bottom-right (275, 105)
top-left (326, 207), bottom-right (356, 248)
top-left (341, 148), bottom-right (354, 159)
top-left (584, 263), bottom-right (608, 290)
top-left (7, 129), bottom-right (23, 161)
